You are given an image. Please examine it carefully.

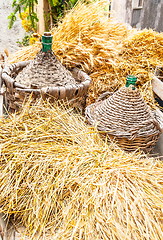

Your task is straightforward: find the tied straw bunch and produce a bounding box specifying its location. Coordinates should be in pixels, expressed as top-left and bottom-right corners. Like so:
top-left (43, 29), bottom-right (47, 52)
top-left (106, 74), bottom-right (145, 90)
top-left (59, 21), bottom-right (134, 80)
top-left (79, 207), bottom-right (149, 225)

top-left (0, 100), bottom-right (163, 239)
top-left (7, 1), bottom-right (163, 108)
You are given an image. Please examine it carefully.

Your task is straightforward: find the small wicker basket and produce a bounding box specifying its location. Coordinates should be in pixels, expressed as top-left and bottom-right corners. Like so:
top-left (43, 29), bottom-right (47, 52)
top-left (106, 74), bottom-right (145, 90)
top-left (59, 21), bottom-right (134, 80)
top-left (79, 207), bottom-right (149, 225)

top-left (85, 78), bottom-right (161, 152)
top-left (1, 33), bottom-right (91, 113)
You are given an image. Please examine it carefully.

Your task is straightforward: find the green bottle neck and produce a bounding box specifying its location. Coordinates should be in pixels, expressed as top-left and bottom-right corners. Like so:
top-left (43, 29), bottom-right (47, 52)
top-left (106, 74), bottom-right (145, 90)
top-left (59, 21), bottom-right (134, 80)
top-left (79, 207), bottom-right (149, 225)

top-left (42, 32), bottom-right (53, 52)
top-left (126, 75), bottom-right (137, 88)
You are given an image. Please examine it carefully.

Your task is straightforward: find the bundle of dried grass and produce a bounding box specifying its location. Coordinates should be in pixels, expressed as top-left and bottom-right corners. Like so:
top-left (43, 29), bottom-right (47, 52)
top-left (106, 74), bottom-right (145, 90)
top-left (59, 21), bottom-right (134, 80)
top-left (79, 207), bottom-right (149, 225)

top-left (8, 1), bottom-right (130, 65)
top-left (87, 28), bottom-right (163, 107)
top-left (0, 101), bottom-right (163, 239)
top-left (7, 1), bottom-right (163, 108)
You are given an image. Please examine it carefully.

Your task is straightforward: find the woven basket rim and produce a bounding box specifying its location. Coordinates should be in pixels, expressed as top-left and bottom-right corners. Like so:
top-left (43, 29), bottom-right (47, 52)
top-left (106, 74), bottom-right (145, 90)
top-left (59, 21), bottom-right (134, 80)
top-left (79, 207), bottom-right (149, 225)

top-left (85, 86), bottom-right (161, 141)
top-left (1, 61), bottom-right (91, 100)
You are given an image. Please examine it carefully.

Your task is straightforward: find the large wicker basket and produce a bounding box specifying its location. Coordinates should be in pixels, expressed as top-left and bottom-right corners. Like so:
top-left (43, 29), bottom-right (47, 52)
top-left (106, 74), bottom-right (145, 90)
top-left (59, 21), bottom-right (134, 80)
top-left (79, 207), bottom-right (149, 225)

top-left (1, 53), bottom-right (91, 113)
top-left (85, 84), bottom-right (161, 152)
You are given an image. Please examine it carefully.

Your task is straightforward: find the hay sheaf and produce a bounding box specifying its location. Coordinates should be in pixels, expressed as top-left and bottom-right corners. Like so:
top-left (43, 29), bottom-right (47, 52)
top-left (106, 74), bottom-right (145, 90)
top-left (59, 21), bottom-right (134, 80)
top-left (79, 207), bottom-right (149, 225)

top-left (0, 101), bottom-right (163, 239)
top-left (7, 1), bottom-right (163, 108)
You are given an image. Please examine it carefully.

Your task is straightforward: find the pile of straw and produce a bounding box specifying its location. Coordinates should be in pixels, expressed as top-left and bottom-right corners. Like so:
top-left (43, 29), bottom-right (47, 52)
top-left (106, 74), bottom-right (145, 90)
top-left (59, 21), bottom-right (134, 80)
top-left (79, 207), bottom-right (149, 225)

top-left (0, 101), bottom-right (163, 239)
top-left (2, 3), bottom-right (163, 237)
top-left (7, 1), bottom-right (163, 107)
top-left (8, 1), bottom-right (130, 65)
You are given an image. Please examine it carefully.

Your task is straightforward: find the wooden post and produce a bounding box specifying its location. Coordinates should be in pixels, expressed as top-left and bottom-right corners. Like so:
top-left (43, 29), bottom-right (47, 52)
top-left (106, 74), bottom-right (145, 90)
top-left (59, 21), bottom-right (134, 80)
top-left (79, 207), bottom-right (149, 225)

top-left (0, 67), bottom-right (3, 117)
top-left (152, 76), bottom-right (163, 101)
top-left (37, 0), bottom-right (49, 35)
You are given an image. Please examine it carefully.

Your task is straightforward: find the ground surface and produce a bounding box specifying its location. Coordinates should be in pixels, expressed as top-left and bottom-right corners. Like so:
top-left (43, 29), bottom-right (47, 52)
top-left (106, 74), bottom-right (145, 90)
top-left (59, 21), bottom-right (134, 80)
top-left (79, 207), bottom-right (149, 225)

top-left (0, 0), bottom-right (25, 54)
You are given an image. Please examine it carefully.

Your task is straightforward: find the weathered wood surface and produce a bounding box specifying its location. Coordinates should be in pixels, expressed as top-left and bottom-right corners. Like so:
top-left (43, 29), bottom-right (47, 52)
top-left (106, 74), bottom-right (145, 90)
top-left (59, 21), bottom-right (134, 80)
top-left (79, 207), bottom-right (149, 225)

top-left (37, 0), bottom-right (49, 34)
top-left (0, 67), bottom-right (3, 117)
top-left (155, 108), bottom-right (163, 131)
top-left (152, 76), bottom-right (163, 101)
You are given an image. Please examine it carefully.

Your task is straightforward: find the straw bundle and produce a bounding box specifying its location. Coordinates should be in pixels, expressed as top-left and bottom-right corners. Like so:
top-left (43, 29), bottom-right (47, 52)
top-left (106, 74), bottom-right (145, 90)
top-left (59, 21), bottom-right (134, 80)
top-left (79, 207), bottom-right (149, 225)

top-left (87, 27), bottom-right (163, 107)
top-left (0, 101), bottom-right (163, 239)
top-left (6, 1), bottom-right (163, 108)
top-left (8, 1), bottom-right (129, 65)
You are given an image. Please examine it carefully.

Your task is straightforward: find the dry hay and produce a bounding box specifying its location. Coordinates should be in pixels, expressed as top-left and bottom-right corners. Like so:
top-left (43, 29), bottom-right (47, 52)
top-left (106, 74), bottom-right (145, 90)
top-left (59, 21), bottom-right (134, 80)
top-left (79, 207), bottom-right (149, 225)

top-left (7, 1), bottom-right (163, 108)
top-left (8, 1), bottom-right (130, 64)
top-left (87, 28), bottom-right (163, 107)
top-left (0, 100), bottom-right (163, 239)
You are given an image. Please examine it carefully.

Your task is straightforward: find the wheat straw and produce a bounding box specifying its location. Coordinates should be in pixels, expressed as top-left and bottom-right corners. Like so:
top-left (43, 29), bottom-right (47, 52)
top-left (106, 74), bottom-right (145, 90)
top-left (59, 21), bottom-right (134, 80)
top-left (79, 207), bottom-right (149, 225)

top-left (0, 100), bottom-right (163, 239)
top-left (7, 1), bottom-right (163, 108)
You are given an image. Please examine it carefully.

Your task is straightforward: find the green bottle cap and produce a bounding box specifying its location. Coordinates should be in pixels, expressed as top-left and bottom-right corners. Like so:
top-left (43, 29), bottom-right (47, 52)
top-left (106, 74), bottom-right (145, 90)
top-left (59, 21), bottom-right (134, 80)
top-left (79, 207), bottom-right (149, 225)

top-left (126, 75), bottom-right (137, 88)
top-left (42, 32), bottom-right (53, 52)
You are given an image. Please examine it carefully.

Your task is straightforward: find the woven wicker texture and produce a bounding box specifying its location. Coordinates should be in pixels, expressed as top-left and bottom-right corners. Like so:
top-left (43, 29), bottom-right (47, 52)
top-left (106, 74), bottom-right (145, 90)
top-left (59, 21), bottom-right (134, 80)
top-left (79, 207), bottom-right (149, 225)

top-left (15, 51), bottom-right (76, 88)
top-left (85, 85), bottom-right (161, 151)
top-left (2, 51), bottom-right (91, 113)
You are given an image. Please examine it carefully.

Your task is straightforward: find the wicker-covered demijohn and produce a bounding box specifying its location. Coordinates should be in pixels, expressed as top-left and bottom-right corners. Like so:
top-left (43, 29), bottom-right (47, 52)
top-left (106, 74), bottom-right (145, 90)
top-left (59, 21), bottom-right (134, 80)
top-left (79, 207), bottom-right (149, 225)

top-left (1, 32), bottom-right (91, 112)
top-left (85, 76), bottom-right (161, 152)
